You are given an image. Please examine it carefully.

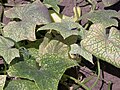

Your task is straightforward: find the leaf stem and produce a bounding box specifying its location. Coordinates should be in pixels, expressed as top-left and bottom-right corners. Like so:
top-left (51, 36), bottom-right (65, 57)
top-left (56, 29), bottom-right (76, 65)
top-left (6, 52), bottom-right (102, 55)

top-left (64, 74), bottom-right (90, 90)
top-left (90, 58), bottom-right (100, 89)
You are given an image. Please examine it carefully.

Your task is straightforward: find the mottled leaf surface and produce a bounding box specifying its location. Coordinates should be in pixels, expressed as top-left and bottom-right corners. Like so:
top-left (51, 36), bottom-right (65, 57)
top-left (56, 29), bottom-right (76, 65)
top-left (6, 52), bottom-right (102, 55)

top-left (7, 32), bottom-right (78, 90)
top-left (0, 36), bottom-right (19, 64)
top-left (80, 10), bottom-right (119, 28)
top-left (3, 21), bottom-right (36, 41)
top-left (28, 48), bottom-right (39, 59)
top-left (81, 23), bottom-right (120, 68)
top-left (69, 44), bottom-right (93, 63)
top-left (38, 32), bottom-right (53, 58)
top-left (7, 54), bottom-right (77, 90)
top-left (38, 32), bottom-right (70, 59)
top-left (39, 39), bottom-right (68, 58)
top-left (0, 75), bottom-right (6, 90)
top-left (4, 0), bottom-right (51, 24)
top-left (38, 20), bottom-right (82, 39)
top-left (5, 80), bottom-right (39, 90)
top-left (3, 0), bottom-right (51, 42)
top-left (28, 48), bottom-right (40, 62)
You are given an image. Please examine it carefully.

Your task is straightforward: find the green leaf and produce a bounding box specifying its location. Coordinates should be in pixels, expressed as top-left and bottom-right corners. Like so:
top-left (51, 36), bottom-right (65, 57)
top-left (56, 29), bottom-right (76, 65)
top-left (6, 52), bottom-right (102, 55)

top-left (38, 32), bottom-right (70, 59)
top-left (4, 0), bottom-right (51, 24)
top-left (81, 23), bottom-right (120, 68)
top-left (7, 54), bottom-right (78, 90)
top-left (3, 0), bottom-right (51, 42)
top-left (40, 40), bottom-right (68, 56)
top-left (38, 32), bottom-right (53, 58)
top-left (69, 44), bottom-right (93, 63)
top-left (38, 20), bottom-right (82, 39)
top-left (3, 21), bottom-right (36, 42)
top-left (0, 36), bottom-right (19, 64)
top-left (102, 0), bottom-right (119, 7)
top-left (7, 32), bottom-right (78, 89)
top-left (43, 0), bottom-right (60, 13)
top-left (28, 48), bottom-right (40, 62)
top-left (0, 75), bottom-right (6, 90)
top-left (79, 10), bottom-right (119, 28)
top-left (5, 80), bottom-right (39, 90)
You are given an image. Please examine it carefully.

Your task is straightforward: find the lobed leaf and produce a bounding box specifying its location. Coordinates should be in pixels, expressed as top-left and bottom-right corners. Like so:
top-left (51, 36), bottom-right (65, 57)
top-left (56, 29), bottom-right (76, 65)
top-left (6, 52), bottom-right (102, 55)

top-left (38, 20), bottom-right (82, 39)
top-left (7, 31), bottom-right (78, 90)
top-left (4, 0), bottom-right (51, 25)
top-left (3, 21), bottom-right (36, 42)
top-left (40, 40), bottom-right (68, 56)
top-left (7, 54), bottom-right (78, 90)
top-left (3, 0), bottom-right (51, 42)
top-left (79, 10), bottom-right (119, 28)
top-left (38, 32), bottom-right (70, 59)
top-left (0, 36), bottom-right (19, 64)
top-left (81, 23), bottom-right (120, 68)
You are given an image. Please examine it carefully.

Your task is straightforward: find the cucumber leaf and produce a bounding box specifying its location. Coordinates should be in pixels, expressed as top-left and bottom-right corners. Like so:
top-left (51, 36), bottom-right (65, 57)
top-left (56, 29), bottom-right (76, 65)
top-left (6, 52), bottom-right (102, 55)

top-left (69, 44), bottom-right (93, 63)
top-left (39, 38), bottom-right (68, 58)
top-left (7, 54), bottom-right (78, 90)
top-left (7, 31), bottom-right (78, 90)
top-left (79, 10), bottom-right (119, 28)
top-left (5, 80), bottom-right (39, 90)
top-left (3, 0), bottom-right (51, 42)
top-left (81, 23), bottom-right (120, 68)
top-left (0, 36), bottom-right (19, 64)
top-left (38, 20), bottom-right (82, 39)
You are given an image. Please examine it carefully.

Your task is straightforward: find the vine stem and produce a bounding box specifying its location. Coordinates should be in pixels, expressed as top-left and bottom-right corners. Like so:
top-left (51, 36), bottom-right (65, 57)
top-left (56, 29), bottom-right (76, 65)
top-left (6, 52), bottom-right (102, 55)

top-left (64, 74), bottom-right (90, 90)
top-left (64, 58), bottom-right (100, 90)
top-left (90, 58), bottom-right (100, 89)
